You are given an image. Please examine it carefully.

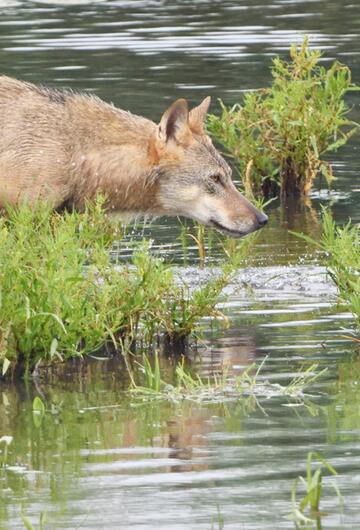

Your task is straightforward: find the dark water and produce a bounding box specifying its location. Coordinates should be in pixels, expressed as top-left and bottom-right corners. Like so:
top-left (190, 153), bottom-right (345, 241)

top-left (0, 1), bottom-right (359, 529)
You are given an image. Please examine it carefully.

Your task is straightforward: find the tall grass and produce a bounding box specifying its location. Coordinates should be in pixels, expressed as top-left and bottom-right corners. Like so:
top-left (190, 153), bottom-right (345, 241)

top-left (208, 38), bottom-right (359, 200)
top-left (0, 200), bottom-right (249, 378)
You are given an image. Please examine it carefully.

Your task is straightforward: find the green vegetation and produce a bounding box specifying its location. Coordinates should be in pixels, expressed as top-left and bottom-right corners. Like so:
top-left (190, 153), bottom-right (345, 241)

top-left (290, 452), bottom-right (342, 528)
top-left (131, 353), bottom-right (325, 405)
top-left (20, 512), bottom-right (47, 530)
top-left (210, 507), bottom-right (224, 530)
top-left (296, 211), bottom-right (360, 332)
top-left (208, 38), bottom-right (359, 200)
top-left (0, 200), bottom-right (250, 378)
top-left (179, 217), bottom-right (259, 267)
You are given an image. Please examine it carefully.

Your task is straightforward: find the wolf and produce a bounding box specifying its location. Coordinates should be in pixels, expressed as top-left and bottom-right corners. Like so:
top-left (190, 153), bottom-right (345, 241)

top-left (0, 75), bottom-right (267, 237)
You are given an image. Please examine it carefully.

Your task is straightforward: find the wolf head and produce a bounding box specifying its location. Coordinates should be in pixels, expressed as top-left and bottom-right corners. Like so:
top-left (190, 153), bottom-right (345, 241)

top-left (150, 97), bottom-right (268, 238)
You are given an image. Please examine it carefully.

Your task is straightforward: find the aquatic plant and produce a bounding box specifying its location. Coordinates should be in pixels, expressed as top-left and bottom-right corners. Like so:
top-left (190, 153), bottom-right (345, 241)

top-left (210, 506), bottom-right (224, 530)
top-left (131, 353), bottom-right (325, 405)
top-left (32, 396), bottom-right (46, 428)
top-left (321, 215), bottom-right (360, 331)
top-left (179, 217), bottom-right (259, 268)
top-left (295, 211), bottom-right (360, 332)
top-left (208, 38), bottom-right (359, 200)
top-left (20, 512), bottom-right (47, 530)
top-left (290, 451), bottom-right (342, 528)
top-left (0, 200), bottom-right (249, 378)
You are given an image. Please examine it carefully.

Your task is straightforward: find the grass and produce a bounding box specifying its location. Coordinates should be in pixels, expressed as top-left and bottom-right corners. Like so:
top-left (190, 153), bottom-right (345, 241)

top-left (210, 506), bottom-right (224, 530)
top-left (295, 210), bottom-right (360, 332)
top-left (207, 38), bottom-right (359, 200)
top-left (20, 512), bottom-right (47, 530)
top-left (130, 353), bottom-right (326, 405)
top-left (178, 216), bottom-right (259, 268)
top-left (0, 199), bottom-right (251, 378)
top-left (290, 452), bottom-right (342, 528)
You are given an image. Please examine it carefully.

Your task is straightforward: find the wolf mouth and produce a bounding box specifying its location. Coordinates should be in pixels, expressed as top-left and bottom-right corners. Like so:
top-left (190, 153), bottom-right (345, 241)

top-left (209, 219), bottom-right (248, 238)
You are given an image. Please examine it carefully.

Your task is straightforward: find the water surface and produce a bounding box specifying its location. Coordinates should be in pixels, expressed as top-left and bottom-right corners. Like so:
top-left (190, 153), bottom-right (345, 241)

top-left (0, 1), bottom-right (359, 529)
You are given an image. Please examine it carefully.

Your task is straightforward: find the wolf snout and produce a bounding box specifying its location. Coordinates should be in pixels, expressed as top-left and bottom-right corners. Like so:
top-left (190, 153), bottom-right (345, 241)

top-left (256, 212), bottom-right (268, 227)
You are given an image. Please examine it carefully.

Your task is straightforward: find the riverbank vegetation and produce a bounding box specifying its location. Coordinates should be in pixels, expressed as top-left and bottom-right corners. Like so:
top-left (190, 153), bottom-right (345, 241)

top-left (208, 38), bottom-right (359, 200)
top-left (0, 200), bottom-right (250, 379)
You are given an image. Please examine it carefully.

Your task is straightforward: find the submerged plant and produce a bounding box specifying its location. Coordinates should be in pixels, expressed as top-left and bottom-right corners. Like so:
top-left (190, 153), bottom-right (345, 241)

top-left (208, 38), bottom-right (359, 200)
top-left (20, 512), bottom-right (47, 530)
top-left (131, 353), bottom-right (325, 406)
top-left (290, 451), bottom-right (342, 528)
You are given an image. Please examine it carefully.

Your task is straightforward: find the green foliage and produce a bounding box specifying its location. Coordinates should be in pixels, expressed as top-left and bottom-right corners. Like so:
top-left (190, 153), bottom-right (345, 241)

top-left (210, 506), bottom-right (224, 530)
top-left (32, 396), bottom-right (45, 414)
top-left (32, 396), bottom-right (46, 428)
top-left (295, 211), bottom-right (360, 331)
top-left (208, 38), bottom-right (359, 199)
top-left (131, 353), bottom-right (325, 405)
top-left (0, 200), bottom-right (249, 377)
top-left (321, 215), bottom-right (360, 330)
top-left (290, 452), bottom-right (342, 528)
top-left (20, 512), bottom-right (47, 530)
top-left (0, 200), bottom-right (124, 376)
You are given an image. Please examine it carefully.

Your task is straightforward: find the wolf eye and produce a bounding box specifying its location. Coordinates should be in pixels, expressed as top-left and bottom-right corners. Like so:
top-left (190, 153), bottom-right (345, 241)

top-left (206, 174), bottom-right (224, 195)
top-left (210, 174), bottom-right (224, 186)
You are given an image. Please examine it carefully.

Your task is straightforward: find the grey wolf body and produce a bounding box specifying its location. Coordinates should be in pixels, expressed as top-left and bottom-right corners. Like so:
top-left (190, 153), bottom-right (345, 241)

top-left (0, 75), bottom-right (267, 237)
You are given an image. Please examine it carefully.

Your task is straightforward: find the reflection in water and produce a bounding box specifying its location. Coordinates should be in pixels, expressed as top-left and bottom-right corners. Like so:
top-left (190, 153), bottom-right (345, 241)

top-left (1, 351), bottom-right (360, 530)
top-left (0, 0), bottom-right (359, 528)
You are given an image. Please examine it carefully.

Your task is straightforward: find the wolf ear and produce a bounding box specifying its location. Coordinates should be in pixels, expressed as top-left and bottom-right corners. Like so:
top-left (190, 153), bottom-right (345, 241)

top-left (189, 96), bottom-right (211, 135)
top-left (157, 98), bottom-right (190, 144)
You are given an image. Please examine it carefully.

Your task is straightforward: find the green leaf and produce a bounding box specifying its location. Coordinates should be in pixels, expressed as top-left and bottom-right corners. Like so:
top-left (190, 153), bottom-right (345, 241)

top-left (2, 358), bottom-right (10, 376)
top-left (33, 397), bottom-right (46, 428)
top-left (310, 135), bottom-right (319, 158)
top-left (50, 338), bottom-right (58, 358)
top-left (33, 396), bottom-right (45, 415)
top-left (20, 513), bottom-right (35, 530)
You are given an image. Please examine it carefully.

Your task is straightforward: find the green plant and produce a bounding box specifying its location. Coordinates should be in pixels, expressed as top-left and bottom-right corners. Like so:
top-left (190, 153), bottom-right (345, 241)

top-left (20, 512), bottom-right (47, 530)
top-left (208, 38), bottom-right (359, 200)
top-left (0, 199), bottom-right (126, 376)
top-left (290, 452), bottom-right (342, 528)
top-left (210, 506), bottom-right (224, 530)
top-left (32, 396), bottom-right (46, 428)
top-left (131, 353), bottom-right (326, 406)
top-left (0, 200), bottom-right (251, 378)
top-left (178, 218), bottom-right (258, 268)
top-left (284, 364), bottom-right (328, 396)
top-left (294, 211), bottom-right (360, 331)
top-left (137, 351), bottom-right (163, 393)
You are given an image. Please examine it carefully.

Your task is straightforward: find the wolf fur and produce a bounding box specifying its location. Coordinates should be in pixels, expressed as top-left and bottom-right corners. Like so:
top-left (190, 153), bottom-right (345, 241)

top-left (0, 75), bottom-right (267, 237)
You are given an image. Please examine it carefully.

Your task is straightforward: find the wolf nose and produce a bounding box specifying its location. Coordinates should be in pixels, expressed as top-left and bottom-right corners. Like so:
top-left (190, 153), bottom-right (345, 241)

top-left (257, 213), bottom-right (268, 227)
